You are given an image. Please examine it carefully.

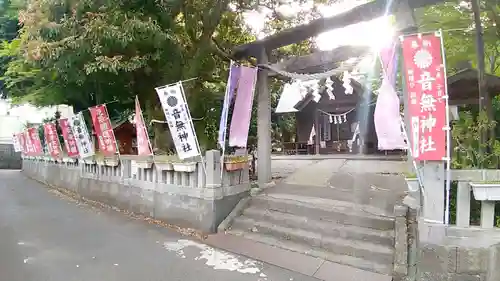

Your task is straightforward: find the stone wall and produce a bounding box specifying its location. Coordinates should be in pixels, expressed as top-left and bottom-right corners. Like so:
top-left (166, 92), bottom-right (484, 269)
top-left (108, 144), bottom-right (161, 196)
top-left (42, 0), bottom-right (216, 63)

top-left (21, 150), bottom-right (250, 233)
top-left (0, 143), bottom-right (21, 169)
top-left (416, 220), bottom-right (500, 281)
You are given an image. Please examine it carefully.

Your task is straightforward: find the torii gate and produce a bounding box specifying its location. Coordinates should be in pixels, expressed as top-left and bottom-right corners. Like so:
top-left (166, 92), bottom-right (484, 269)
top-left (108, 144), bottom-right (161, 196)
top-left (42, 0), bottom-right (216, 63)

top-left (231, 0), bottom-right (445, 186)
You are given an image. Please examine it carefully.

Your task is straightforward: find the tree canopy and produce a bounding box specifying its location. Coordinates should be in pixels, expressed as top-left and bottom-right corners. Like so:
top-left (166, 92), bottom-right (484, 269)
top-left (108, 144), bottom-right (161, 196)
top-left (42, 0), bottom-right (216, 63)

top-left (1, 0), bottom-right (498, 152)
top-left (418, 1), bottom-right (500, 75)
top-left (0, 0), bottom-right (338, 150)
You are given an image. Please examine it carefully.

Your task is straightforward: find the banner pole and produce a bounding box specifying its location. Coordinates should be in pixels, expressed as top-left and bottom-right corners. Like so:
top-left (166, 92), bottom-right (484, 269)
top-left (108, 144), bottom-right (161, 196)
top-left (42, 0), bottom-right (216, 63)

top-left (219, 61), bottom-right (235, 182)
top-left (439, 29), bottom-right (452, 225)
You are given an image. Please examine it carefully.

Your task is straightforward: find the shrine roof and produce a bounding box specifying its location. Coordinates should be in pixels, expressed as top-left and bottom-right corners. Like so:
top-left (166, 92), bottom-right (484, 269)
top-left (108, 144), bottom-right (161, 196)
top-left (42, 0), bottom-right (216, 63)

top-left (263, 46), bottom-right (370, 78)
top-left (448, 68), bottom-right (500, 105)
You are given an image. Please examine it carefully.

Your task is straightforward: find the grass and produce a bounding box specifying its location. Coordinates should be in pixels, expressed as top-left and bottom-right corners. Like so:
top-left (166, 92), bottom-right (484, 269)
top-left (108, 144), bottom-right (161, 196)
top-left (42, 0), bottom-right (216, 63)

top-left (473, 181), bottom-right (500, 184)
top-left (403, 172), bottom-right (417, 178)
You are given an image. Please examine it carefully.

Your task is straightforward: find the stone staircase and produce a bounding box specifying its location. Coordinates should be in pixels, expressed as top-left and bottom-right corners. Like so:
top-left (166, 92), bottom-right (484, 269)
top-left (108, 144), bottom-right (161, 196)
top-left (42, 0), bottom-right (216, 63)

top-left (227, 191), bottom-right (398, 277)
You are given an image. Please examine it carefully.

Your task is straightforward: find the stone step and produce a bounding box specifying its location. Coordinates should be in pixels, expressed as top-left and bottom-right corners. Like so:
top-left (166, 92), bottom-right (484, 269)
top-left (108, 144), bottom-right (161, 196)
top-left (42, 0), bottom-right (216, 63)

top-left (232, 216), bottom-right (394, 265)
top-left (227, 228), bottom-right (394, 275)
top-left (242, 206), bottom-right (395, 247)
top-left (250, 193), bottom-right (395, 231)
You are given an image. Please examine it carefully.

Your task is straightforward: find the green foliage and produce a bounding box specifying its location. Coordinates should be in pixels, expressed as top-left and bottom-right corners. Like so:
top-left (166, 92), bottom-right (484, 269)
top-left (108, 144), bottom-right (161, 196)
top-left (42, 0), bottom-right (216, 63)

top-left (0, 0), bottom-right (252, 149)
top-left (418, 1), bottom-right (500, 75)
top-left (452, 110), bottom-right (500, 169)
top-left (0, 0), bottom-right (327, 151)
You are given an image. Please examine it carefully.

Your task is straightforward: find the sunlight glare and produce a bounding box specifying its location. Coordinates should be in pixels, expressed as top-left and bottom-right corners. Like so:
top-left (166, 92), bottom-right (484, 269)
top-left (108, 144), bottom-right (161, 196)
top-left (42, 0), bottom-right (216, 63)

top-left (316, 16), bottom-right (395, 51)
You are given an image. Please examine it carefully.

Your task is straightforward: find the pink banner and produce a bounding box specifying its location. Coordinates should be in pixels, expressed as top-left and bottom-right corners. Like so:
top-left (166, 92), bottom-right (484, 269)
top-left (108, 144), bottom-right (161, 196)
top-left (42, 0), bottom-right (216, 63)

top-left (43, 122), bottom-right (62, 159)
top-left (402, 33), bottom-right (447, 161)
top-left (59, 118), bottom-right (80, 158)
top-left (134, 96), bottom-right (152, 156)
top-left (228, 66), bottom-right (258, 147)
top-left (26, 127), bottom-right (43, 156)
top-left (89, 104), bottom-right (117, 156)
top-left (17, 133), bottom-right (27, 154)
top-left (374, 41), bottom-right (407, 150)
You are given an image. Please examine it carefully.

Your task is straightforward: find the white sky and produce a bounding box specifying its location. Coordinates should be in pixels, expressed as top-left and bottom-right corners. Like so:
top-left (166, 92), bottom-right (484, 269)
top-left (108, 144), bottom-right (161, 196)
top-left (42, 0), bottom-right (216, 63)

top-left (244, 0), bottom-right (395, 51)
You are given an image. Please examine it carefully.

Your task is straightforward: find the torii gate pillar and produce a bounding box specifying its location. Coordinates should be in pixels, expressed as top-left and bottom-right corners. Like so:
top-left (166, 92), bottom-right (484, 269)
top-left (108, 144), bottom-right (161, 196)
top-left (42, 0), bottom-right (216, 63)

top-left (256, 47), bottom-right (272, 185)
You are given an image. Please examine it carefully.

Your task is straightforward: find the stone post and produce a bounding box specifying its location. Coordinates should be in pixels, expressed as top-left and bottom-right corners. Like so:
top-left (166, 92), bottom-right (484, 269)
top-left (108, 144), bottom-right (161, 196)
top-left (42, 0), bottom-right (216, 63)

top-left (393, 205), bottom-right (409, 281)
top-left (205, 150), bottom-right (221, 188)
top-left (421, 162), bottom-right (445, 223)
top-left (314, 107), bottom-right (320, 154)
top-left (256, 47), bottom-right (271, 186)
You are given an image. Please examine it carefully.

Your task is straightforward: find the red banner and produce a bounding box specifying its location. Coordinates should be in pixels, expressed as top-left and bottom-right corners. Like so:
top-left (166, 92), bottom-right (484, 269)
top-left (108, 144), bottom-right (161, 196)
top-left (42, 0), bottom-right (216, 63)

top-left (23, 131), bottom-right (31, 155)
top-left (26, 127), bottom-right (43, 156)
top-left (17, 133), bottom-right (27, 154)
top-left (134, 96), bottom-right (152, 156)
top-left (89, 104), bottom-right (117, 156)
top-left (59, 118), bottom-right (80, 158)
top-left (43, 122), bottom-right (62, 159)
top-left (402, 33), bottom-right (447, 161)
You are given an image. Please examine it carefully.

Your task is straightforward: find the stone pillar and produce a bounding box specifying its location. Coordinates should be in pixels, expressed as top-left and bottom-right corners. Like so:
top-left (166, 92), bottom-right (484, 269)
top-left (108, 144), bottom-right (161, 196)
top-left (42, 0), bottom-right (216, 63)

top-left (257, 47), bottom-right (271, 185)
top-left (314, 108), bottom-right (320, 155)
top-left (422, 162), bottom-right (445, 223)
top-left (205, 150), bottom-right (221, 188)
top-left (393, 205), bottom-right (409, 281)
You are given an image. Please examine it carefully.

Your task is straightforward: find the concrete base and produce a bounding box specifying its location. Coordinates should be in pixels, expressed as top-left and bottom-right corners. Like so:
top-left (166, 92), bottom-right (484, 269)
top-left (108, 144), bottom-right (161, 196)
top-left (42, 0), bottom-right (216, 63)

top-left (417, 220), bottom-right (500, 281)
top-left (22, 160), bottom-right (249, 233)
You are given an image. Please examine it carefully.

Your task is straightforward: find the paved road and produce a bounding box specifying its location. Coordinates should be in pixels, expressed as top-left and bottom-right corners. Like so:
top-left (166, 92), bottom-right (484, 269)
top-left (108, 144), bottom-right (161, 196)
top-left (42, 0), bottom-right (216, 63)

top-left (0, 170), bottom-right (318, 281)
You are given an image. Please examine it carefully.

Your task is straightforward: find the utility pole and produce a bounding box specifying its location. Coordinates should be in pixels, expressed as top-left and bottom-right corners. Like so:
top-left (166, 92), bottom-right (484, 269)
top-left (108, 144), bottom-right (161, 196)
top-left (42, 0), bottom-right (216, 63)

top-left (471, 0), bottom-right (489, 163)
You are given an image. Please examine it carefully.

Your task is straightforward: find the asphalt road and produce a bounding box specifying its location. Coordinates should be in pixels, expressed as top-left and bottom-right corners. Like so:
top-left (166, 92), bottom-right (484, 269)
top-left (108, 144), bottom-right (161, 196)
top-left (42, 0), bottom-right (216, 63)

top-left (0, 170), bottom-right (318, 281)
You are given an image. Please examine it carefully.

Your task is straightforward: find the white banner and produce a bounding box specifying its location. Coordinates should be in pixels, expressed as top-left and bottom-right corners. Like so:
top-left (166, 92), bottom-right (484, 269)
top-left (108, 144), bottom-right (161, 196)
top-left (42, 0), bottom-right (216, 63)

top-left (69, 112), bottom-right (95, 159)
top-left (155, 83), bottom-right (200, 160)
top-left (12, 134), bottom-right (22, 152)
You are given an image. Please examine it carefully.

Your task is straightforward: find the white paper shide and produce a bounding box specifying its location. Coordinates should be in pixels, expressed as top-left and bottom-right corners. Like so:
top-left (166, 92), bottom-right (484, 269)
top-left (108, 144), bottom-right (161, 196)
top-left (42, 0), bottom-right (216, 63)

top-left (69, 112), bottom-right (95, 158)
top-left (156, 83), bottom-right (200, 160)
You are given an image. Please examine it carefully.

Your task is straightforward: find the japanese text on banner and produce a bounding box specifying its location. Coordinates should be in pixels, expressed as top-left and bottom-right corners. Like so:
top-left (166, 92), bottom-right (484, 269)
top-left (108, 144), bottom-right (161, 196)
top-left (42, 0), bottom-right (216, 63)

top-left (12, 134), bottom-right (22, 152)
top-left (43, 122), bottom-right (62, 159)
top-left (89, 105), bottom-right (117, 156)
top-left (402, 33), bottom-right (447, 161)
top-left (134, 96), bottom-right (152, 156)
top-left (27, 127), bottom-right (43, 156)
top-left (155, 83), bottom-right (200, 160)
top-left (59, 118), bottom-right (80, 158)
top-left (18, 133), bottom-right (27, 154)
top-left (24, 131), bottom-right (33, 156)
top-left (69, 113), bottom-right (95, 159)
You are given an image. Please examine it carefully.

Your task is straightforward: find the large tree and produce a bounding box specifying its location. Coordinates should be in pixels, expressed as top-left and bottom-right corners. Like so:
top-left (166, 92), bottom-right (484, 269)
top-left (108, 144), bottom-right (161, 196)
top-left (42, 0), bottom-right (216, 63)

top-left (0, 0), bottom-right (341, 150)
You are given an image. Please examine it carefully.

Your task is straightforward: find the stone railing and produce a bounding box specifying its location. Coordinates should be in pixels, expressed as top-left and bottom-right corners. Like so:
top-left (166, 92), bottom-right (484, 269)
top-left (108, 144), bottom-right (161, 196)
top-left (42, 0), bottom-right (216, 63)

top-left (21, 150), bottom-right (250, 233)
top-left (415, 169), bottom-right (500, 281)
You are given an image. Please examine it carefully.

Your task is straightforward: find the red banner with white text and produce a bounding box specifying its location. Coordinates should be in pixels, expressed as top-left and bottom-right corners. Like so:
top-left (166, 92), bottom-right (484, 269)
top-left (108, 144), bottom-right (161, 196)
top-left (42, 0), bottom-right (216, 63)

top-left (59, 118), bottom-right (80, 158)
top-left (134, 96), bottom-right (152, 156)
top-left (17, 133), bottom-right (27, 154)
top-left (89, 104), bottom-right (117, 156)
top-left (402, 33), bottom-right (447, 161)
top-left (26, 127), bottom-right (43, 156)
top-left (43, 122), bottom-right (62, 159)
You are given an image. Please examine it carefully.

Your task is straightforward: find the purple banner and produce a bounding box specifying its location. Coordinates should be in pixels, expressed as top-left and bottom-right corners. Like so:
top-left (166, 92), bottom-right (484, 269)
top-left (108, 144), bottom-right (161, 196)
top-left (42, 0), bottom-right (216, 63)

top-left (228, 66), bottom-right (258, 147)
top-left (218, 64), bottom-right (241, 148)
top-left (374, 41), bottom-right (407, 150)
